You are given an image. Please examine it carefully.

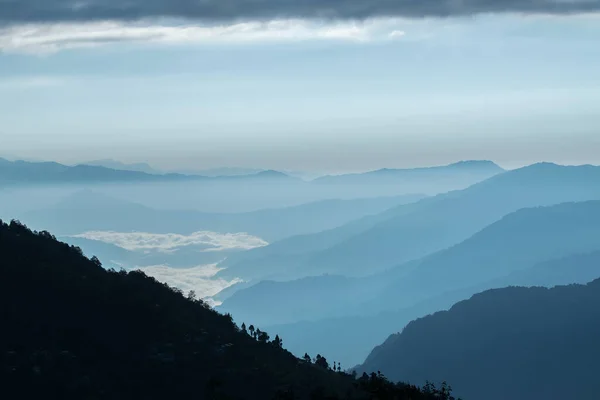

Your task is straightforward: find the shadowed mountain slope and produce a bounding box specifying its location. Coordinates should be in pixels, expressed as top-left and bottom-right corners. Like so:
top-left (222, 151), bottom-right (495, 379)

top-left (0, 220), bottom-right (457, 400)
top-left (264, 249), bottom-right (600, 367)
top-left (357, 279), bottom-right (600, 400)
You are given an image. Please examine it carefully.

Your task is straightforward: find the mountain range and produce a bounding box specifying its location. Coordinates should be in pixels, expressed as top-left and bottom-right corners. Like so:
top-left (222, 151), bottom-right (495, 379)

top-left (0, 158), bottom-right (300, 187)
top-left (314, 160), bottom-right (503, 189)
top-left (21, 189), bottom-right (425, 243)
top-left (264, 248), bottom-right (600, 368)
top-left (84, 160), bottom-right (267, 178)
top-left (219, 200), bottom-right (600, 327)
top-left (356, 278), bottom-right (600, 400)
top-left (217, 163), bottom-right (600, 285)
top-left (82, 159), bottom-right (163, 174)
top-left (0, 219), bottom-right (457, 400)
top-left (216, 163), bottom-right (600, 366)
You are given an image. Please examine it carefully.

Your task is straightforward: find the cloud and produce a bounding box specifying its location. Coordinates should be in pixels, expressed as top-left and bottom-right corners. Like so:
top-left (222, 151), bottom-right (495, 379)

top-left (0, 19), bottom-right (378, 53)
top-left (388, 29), bottom-right (405, 39)
top-left (2, 0), bottom-right (600, 25)
top-left (74, 230), bottom-right (268, 252)
top-left (134, 263), bottom-right (242, 305)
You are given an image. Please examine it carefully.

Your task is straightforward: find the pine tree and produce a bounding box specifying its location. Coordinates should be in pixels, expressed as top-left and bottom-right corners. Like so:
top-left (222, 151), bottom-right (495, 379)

top-left (303, 353), bottom-right (311, 363)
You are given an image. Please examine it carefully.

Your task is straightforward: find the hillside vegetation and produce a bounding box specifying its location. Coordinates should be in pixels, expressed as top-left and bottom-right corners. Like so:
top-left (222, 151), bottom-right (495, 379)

top-left (0, 219), bottom-right (458, 400)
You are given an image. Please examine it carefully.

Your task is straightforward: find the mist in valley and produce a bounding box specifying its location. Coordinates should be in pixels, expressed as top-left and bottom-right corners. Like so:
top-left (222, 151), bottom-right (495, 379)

top-left (3, 4), bottom-right (600, 398)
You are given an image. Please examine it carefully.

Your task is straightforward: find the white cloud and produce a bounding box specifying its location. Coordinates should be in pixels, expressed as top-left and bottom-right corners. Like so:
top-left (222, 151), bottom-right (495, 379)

top-left (74, 230), bottom-right (268, 252)
top-left (0, 18), bottom-right (407, 54)
top-left (388, 30), bottom-right (406, 39)
top-left (134, 263), bottom-right (242, 305)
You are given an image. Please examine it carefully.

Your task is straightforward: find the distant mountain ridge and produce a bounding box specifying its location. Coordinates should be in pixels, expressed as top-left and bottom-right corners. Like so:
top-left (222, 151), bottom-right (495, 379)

top-left (219, 199), bottom-right (600, 326)
top-left (22, 189), bottom-right (425, 243)
top-left (218, 162), bottom-right (600, 284)
top-left (265, 249), bottom-right (600, 369)
top-left (82, 159), bottom-right (162, 175)
top-left (314, 160), bottom-right (503, 184)
top-left (0, 158), bottom-right (298, 187)
top-left (0, 157), bottom-right (195, 185)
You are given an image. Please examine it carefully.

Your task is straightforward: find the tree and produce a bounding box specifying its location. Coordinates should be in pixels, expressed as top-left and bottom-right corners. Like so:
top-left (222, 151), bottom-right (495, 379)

top-left (248, 325), bottom-right (255, 338)
top-left (241, 323), bottom-right (247, 333)
top-left (314, 354), bottom-right (329, 370)
top-left (258, 331), bottom-right (270, 344)
top-left (91, 256), bottom-right (102, 268)
top-left (272, 334), bottom-right (283, 348)
top-left (187, 290), bottom-right (197, 301)
top-left (303, 353), bottom-right (312, 363)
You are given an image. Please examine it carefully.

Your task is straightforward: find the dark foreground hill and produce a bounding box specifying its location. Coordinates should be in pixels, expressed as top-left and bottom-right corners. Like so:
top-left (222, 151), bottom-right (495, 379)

top-left (357, 279), bottom-right (600, 400)
top-left (0, 220), bottom-right (457, 400)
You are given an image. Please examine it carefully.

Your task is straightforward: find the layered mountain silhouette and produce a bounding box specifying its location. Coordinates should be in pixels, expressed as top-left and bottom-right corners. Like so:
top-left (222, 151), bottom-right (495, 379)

top-left (0, 219), bottom-right (458, 400)
top-left (218, 199), bottom-right (600, 369)
top-left (22, 189), bottom-right (424, 242)
top-left (219, 200), bottom-right (600, 326)
top-left (265, 250), bottom-right (600, 368)
top-left (357, 279), bottom-right (600, 400)
top-left (83, 159), bottom-right (162, 174)
top-left (176, 167), bottom-right (264, 177)
top-left (0, 158), bottom-right (299, 187)
top-left (218, 163), bottom-right (600, 284)
top-left (315, 160), bottom-right (503, 189)
top-left (215, 199), bottom-right (430, 281)
top-left (0, 158), bottom-right (192, 185)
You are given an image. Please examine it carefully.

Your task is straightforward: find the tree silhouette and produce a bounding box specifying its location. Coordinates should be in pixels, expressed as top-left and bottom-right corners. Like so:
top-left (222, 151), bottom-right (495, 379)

top-left (314, 354), bottom-right (329, 370)
top-left (90, 256), bottom-right (102, 268)
top-left (241, 323), bottom-right (247, 334)
top-left (258, 331), bottom-right (270, 344)
top-left (248, 325), bottom-right (255, 338)
top-left (273, 334), bottom-right (283, 348)
top-left (303, 353), bottom-right (312, 364)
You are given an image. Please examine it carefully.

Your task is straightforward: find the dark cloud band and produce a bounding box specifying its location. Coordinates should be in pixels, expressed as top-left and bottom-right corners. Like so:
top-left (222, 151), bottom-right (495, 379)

top-left (2, 0), bottom-right (600, 24)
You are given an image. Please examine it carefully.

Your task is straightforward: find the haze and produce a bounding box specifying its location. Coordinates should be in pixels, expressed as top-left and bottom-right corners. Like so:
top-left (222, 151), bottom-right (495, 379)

top-left (3, 1), bottom-right (600, 399)
top-left (2, 8), bottom-right (600, 173)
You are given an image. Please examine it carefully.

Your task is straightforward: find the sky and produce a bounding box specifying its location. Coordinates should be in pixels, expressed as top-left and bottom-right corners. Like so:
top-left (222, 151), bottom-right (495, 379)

top-left (1, 1), bottom-right (600, 173)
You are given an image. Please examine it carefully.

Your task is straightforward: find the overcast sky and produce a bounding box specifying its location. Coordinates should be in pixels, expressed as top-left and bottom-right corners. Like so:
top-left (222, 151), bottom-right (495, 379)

top-left (1, 1), bottom-right (599, 172)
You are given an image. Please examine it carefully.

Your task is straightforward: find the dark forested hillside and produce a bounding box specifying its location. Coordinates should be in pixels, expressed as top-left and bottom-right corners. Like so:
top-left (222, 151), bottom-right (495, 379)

top-left (357, 279), bottom-right (600, 400)
top-left (0, 220), bottom-right (457, 400)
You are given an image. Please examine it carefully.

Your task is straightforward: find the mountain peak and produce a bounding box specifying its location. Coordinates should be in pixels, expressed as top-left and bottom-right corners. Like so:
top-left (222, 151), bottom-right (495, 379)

top-left (254, 170), bottom-right (293, 179)
top-left (447, 160), bottom-right (504, 171)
